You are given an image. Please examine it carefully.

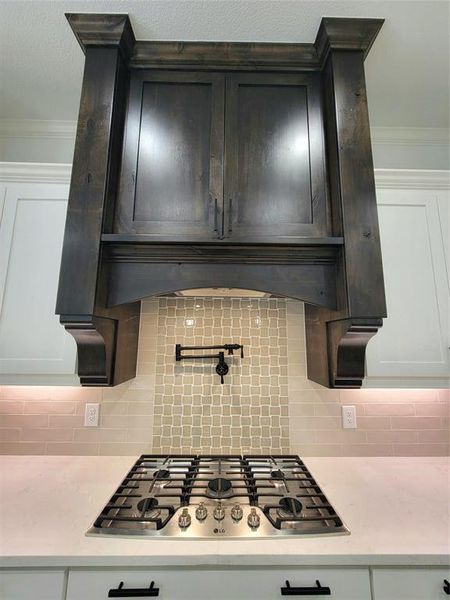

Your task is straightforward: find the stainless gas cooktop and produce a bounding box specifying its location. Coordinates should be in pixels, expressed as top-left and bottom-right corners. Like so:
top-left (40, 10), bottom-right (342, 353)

top-left (87, 455), bottom-right (349, 538)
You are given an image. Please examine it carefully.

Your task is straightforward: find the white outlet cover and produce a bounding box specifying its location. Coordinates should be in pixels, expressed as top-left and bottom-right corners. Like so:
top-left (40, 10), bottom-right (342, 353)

top-left (84, 403), bottom-right (100, 427)
top-left (341, 405), bottom-right (357, 429)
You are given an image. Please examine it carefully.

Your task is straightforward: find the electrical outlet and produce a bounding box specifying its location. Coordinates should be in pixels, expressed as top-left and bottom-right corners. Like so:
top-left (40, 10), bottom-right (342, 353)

top-left (341, 405), bottom-right (357, 429)
top-left (84, 403), bottom-right (100, 427)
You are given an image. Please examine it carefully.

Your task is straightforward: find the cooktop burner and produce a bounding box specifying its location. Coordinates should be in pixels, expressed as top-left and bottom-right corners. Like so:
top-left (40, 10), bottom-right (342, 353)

top-left (87, 455), bottom-right (349, 538)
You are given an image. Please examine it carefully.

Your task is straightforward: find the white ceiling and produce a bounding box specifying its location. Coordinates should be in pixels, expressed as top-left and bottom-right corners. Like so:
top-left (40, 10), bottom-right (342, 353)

top-left (0, 0), bottom-right (449, 129)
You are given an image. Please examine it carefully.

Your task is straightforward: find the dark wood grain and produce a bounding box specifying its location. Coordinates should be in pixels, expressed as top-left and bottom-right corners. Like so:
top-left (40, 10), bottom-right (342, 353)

top-left (304, 24), bottom-right (386, 388)
top-left (65, 13), bottom-right (135, 58)
top-left (56, 20), bottom-right (140, 386)
top-left (58, 14), bottom-right (386, 388)
top-left (107, 262), bottom-right (337, 309)
top-left (115, 71), bottom-right (225, 240)
top-left (131, 41), bottom-right (319, 71)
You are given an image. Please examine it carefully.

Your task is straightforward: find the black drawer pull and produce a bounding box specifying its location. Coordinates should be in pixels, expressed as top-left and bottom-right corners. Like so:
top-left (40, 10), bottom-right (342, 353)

top-left (108, 581), bottom-right (159, 597)
top-left (281, 579), bottom-right (331, 596)
top-left (444, 579), bottom-right (450, 595)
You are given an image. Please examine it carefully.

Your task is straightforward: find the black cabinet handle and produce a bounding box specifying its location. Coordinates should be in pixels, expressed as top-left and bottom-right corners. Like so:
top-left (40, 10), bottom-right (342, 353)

top-left (444, 579), bottom-right (450, 595)
top-left (213, 198), bottom-right (218, 232)
top-left (108, 581), bottom-right (159, 597)
top-left (281, 580), bottom-right (331, 596)
top-left (228, 198), bottom-right (233, 233)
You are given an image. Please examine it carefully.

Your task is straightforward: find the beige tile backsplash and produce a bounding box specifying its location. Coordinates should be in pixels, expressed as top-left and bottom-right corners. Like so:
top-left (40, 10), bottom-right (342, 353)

top-left (0, 297), bottom-right (448, 456)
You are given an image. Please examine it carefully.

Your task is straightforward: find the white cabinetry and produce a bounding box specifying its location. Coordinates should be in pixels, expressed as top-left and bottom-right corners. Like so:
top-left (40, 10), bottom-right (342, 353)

top-left (366, 170), bottom-right (450, 387)
top-left (372, 567), bottom-right (450, 600)
top-left (66, 567), bottom-right (371, 600)
top-left (0, 569), bottom-right (66, 600)
top-left (0, 163), bottom-right (77, 385)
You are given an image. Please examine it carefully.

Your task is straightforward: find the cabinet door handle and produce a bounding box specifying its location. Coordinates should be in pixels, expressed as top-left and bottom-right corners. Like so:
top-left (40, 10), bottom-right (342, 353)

top-left (108, 581), bottom-right (159, 597)
top-left (228, 198), bottom-right (233, 234)
top-left (281, 579), bottom-right (331, 596)
top-left (444, 579), bottom-right (450, 595)
top-left (213, 198), bottom-right (218, 233)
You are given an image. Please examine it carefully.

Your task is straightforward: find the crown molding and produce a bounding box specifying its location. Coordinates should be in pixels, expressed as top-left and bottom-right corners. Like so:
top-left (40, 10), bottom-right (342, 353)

top-left (374, 168), bottom-right (450, 190)
top-left (0, 162), bottom-right (447, 190)
top-left (0, 162), bottom-right (72, 184)
top-left (371, 126), bottom-right (450, 147)
top-left (66, 13), bottom-right (135, 59)
top-left (0, 119), bottom-right (76, 140)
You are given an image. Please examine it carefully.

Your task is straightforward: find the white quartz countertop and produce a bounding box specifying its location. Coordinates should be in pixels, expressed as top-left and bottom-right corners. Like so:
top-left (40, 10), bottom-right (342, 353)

top-left (0, 456), bottom-right (448, 568)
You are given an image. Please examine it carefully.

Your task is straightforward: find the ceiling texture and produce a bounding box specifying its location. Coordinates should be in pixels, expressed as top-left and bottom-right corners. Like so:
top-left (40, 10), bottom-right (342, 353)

top-left (0, 0), bottom-right (449, 129)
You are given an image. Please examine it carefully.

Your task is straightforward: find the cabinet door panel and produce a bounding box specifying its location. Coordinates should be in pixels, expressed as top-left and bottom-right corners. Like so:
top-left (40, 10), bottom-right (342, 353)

top-left (116, 71), bottom-right (224, 240)
top-left (372, 567), bottom-right (450, 600)
top-left (365, 188), bottom-right (449, 384)
top-left (224, 73), bottom-right (328, 241)
top-left (0, 182), bottom-right (77, 380)
top-left (0, 569), bottom-right (65, 600)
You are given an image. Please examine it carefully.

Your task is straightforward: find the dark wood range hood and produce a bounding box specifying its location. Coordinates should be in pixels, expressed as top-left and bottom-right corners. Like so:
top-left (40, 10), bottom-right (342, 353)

top-left (56, 13), bottom-right (387, 389)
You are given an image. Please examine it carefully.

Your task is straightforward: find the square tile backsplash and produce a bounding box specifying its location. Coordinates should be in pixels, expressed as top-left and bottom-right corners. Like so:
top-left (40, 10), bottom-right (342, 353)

top-left (0, 297), bottom-right (448, 456)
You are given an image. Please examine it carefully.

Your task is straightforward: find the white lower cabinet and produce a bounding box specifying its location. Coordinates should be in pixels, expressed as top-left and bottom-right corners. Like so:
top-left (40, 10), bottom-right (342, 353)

top-left (66, 567), bottom-right (371, 600)
top-left (0, 569), bottom-right (66, 600)
top-left (371, 567), bottom-right (450, 600)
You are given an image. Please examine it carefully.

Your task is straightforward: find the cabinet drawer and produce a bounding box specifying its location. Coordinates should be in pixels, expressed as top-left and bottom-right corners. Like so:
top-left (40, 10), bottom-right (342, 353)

top-left (67, 566), bottom-right (371, 600)
top-left (0, 569), bottom-right (66, 600)
top-left (372, 567), bottom-right (450, 600)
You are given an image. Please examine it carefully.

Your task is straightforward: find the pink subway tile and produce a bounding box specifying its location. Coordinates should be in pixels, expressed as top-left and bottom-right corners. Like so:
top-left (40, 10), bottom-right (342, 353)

top-left (289, 416), bottom-right (341, 430)
top-left (394, 444), bottom-right (449, 456)
top-left (99, 443), bottom-right (152, 456)
top-left (357, 417), bottom-right (391, 430)
top-left (46, 442), bottom-right (99, 455)
top-left (127, 402), bottom-right (154, 416)
top-left (0, 429), bottom-right (20, 441)
top-left (290, 443), bottom-right (344, 457)
top-left (363, 403), bottom-right (415, 416)
top-left (415, 403), bottom-right (449, 417)
top-left (314, 430), bottom-right (367, 444)
top-left (74, 428), bottom-right (126, 443)
top-left (0, 401), bottom-right (24, 414)
top-left (288, 430), bottom-right (316, 445)
top-left (366, 430), bottom-right (418, 444)
top-left (341, 389), bottom-right (439, 404)
top-left (344, 444), bottom-right (394, 456)
top-left (289, 404), bottom-right (315, 417)
top-left (0, 442), bottom-right (46, 454)
top-left (390, 416), bottom-right (442, 430)
top-left (21, 428), bottom-right (73, 442)
top-left (125, 429), bottom-right (153, 443)
top-left (417, 430), bottom-right (450, 444)
top-left (24, 401), bottom-right (76, 415)
top-left (48, 415), bottom-right (84, 428)
top-left (101, 415), bottom-right (154, 429)
top-left (0, 415), bottom-right (48, 428)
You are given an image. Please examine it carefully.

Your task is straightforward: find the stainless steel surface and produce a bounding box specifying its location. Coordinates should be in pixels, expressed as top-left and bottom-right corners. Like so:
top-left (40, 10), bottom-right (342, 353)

top-left (87, 455), bottom-right (350, 539)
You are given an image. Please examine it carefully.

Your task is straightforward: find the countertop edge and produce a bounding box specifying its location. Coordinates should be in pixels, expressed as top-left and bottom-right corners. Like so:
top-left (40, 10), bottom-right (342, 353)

top-left (1, 554), bottom-right (449, 569)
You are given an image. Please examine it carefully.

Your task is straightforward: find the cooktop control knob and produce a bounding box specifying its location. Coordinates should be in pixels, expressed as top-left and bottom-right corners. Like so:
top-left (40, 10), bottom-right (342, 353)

top-left (247, 508), bottom-right (260, 529)
top-left (213, 502), bottom-right (225, 521)
top-left (230, 504), bottom-right (243, 521)
top-left (195, 502), bottom-right (208, 521)
top-left (178, 508), bottom-right (191, 529)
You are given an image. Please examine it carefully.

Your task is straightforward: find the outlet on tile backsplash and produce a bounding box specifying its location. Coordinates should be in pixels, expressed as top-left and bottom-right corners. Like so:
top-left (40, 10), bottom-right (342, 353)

top-left (0, 297), bottom-right (448, 456)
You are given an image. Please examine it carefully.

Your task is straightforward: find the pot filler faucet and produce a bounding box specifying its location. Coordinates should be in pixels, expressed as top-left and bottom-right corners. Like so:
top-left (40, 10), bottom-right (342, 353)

top-left (175, 343), bottom-right (244, 384)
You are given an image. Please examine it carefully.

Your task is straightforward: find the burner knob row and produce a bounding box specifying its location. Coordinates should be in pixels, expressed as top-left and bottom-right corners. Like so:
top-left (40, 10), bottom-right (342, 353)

top-left (247, 508), bottom-right (260, 529)
top-left (178, 508), bottom-right (191, 529)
